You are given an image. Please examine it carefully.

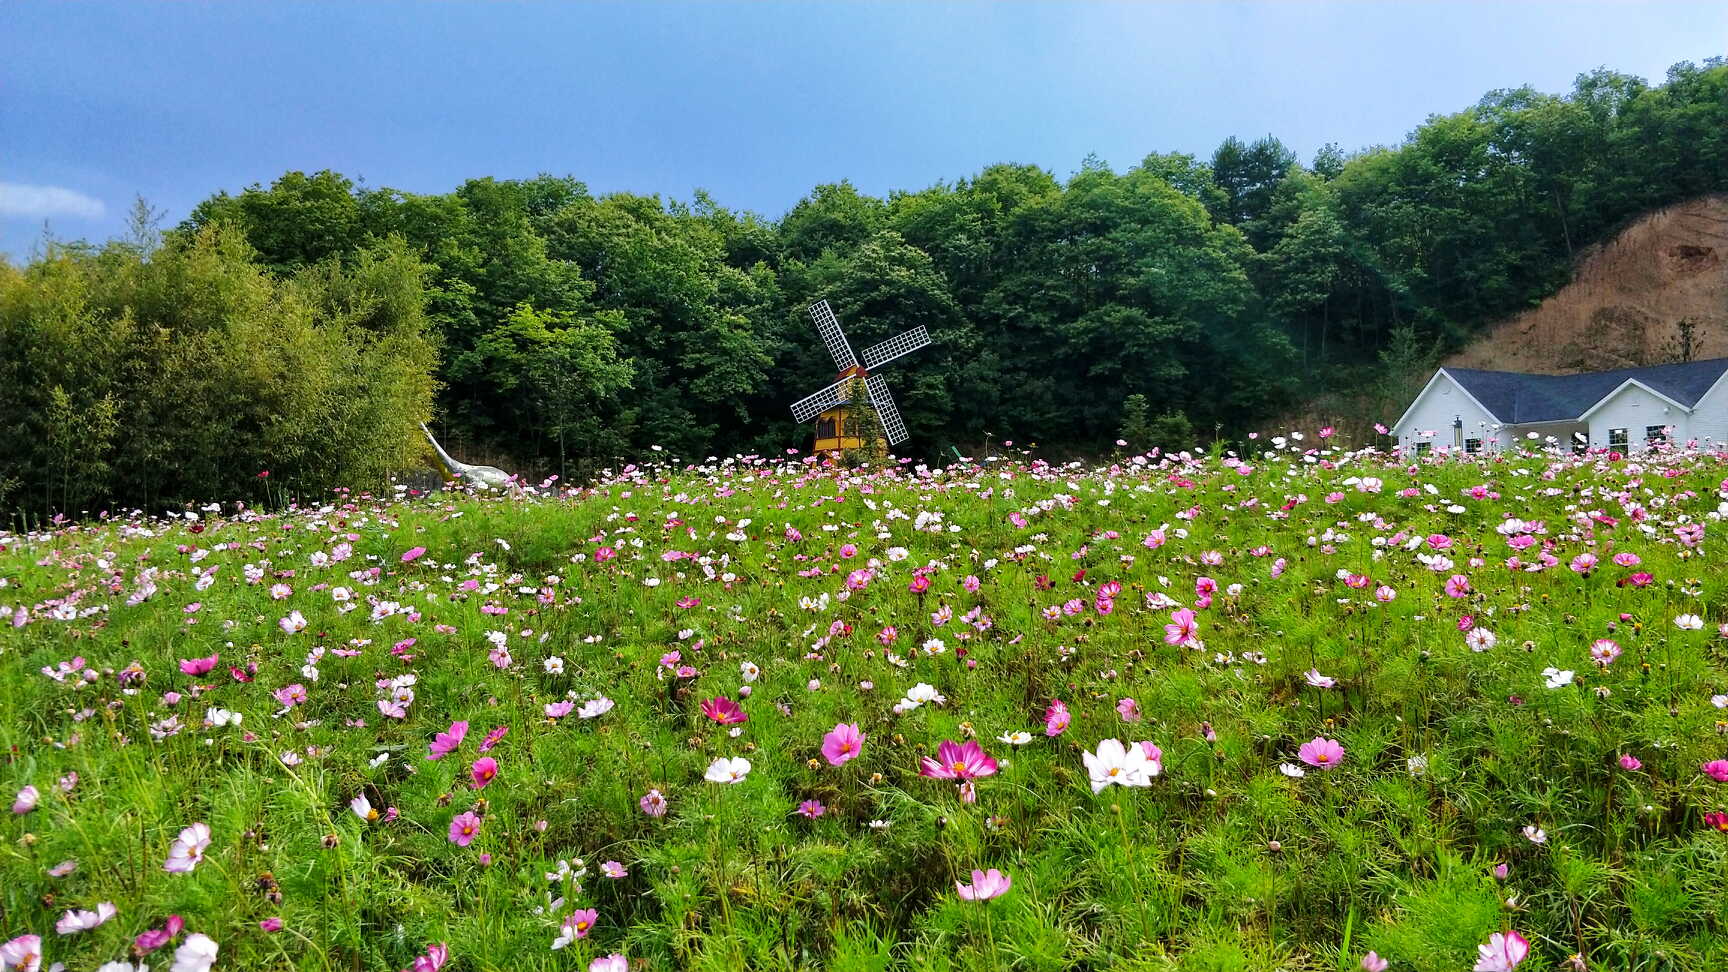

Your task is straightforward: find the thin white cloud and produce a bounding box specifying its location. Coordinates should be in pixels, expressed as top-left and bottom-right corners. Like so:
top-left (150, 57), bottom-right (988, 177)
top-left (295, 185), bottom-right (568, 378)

top-left (0, 182), bottom-right (106, 220)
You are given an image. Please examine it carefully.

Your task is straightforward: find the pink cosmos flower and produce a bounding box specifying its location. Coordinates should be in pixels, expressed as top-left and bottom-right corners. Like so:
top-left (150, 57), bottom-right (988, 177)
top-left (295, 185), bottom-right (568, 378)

top-left (404, 943), bottom-right (449, 972)
top-left (1619, 754), bottom-right (1642, 771)
top-left (469, 757), bottom-right (499, 789)
top-left (955, 868), bottom-right (1012, 900)
top-left (601, 860), bottom-right (628, 879)
top-left (54, 901), bottom-right (116, 934)
top-left (273, 684), bottom-right (308, 708)
top-left (590, 956), bottom-right (627, 972)
top-left (796, 799), bottom-right (826, 818)
top-left (0, 935), bottom-right (41, 972)
top-left (479, 725), bottom-right (508, 751)
top-left (164, 821), bottom-right (212, 873)
top-left (821, 723), bottom-right (865, 766)
top-left (640, 788), bottom-right (668, 818)
top-left (12, 785), bottom-right (38, 815)
top-left (1590, 639), bottom-right (1621, 667)
top-left (1116, 698), bottom-right (1142, 723)
top-left (178, 654), bottom-right (218, 676)
top-left (1360, 952), bottom-right (1389, 972)
top-left (701, 696), bottom-right (748, 726)
top-left (448, 810), bottom-right (482, 847)
top-left (427, 720), bottom-right (468, 760)
top-left (1164, 608), bottom-right (1198, 646)
top-left (401, 546), bottom-right (427, 563)
top-left (545, 701), bottom-right (574, 718)
top-left (1445, 574), bottom-right (1471, 598)
top-left (1298, 737), bottom-right (1344, 770)
top-left (1044, 699), bottom-right (1071, 736)
top-left (137, 914), bottom-right (186, 951)
top-left (918, 740), bottom-right (999, 781)
top-left (258, 918), bottom-right (284, 933)
top-left (1702, 760), bottom-right (1728, 782)
top-left (1305, 669), bottom-right (1337, 689)
top-left (1473, 930), bottom-right (1530, 971)
top-left (551, 909), bottom-right (598, 949)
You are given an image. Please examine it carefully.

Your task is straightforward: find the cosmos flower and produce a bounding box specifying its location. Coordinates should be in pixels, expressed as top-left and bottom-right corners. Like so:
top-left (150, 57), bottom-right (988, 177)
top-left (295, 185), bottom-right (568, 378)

top-left (164, 822), bottom-right (211, 873)
top-left (55, 901), bottom-right (116, 934)
top-left (1298, 738), bottom-right (1344, 770)
top-left (1083, 738), bottom-right (1157, 793)
top-left (448, 811), bottom-right (482, 847)
top-left (918, 740), bottom-right (998, 781)
top-left (1044, 699), bottom-right (1071, 736)
top-left (955, 868), bottom-right (1012, 900)
top-left (1473, 931), bottom-right (1530, 971)
top-left (427, 721), bottom-right (468, 760)
top-left (701, 696), bottom-right (748, 726)
top-left (0, 935), bottom-right (41, 972)
top-left (469, 757), bottom-right (499, 789)
top-left (11, 786), bottom-right (38, 815)
top-left (705, 757), bottom-right (752, 783)
top-left (821, 723), bottom-right (865, 766)
top-left (640, 789), bottom-right (668, 817)
top-left (550, 909), bottom-right (597, 949)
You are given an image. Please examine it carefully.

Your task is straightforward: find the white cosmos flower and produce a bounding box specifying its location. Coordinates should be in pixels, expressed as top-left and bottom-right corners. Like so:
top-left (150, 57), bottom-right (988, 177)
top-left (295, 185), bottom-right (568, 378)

top-left (1082, 738), bottom-right (1156, 794)
top-left (1675, 614), bottom-right (1704, 631)
top-left (998, 731), bottom-right (1033, 746)
top-left (1542, 667), bottom-right (1575, 689)
top-left (704, 757), bottom-right (751, 784)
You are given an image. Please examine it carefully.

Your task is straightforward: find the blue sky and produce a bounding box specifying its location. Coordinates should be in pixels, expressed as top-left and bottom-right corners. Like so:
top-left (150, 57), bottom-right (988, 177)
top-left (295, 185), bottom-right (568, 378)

top-left (4, 1), bottom-right (1725, 258)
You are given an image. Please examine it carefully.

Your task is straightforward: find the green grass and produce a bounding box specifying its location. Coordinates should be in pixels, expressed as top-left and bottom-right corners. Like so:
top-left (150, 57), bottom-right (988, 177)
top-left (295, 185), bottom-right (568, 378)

top-left (3, 444), bottom-right (1728, 970)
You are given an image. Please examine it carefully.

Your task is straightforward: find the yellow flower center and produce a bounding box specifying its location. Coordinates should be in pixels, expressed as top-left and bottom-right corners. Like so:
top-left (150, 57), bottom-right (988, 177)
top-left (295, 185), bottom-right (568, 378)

top-left (951, 761), bottom-right (968, 774)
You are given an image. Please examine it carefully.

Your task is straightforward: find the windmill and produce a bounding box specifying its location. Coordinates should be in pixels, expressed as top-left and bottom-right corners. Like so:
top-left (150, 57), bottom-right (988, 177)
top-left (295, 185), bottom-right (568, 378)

top-left (789, 299), bottom-right (931, 453)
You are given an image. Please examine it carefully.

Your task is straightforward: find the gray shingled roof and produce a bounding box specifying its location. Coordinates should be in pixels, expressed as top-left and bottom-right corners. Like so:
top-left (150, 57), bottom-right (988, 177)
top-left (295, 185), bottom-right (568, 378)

top-left (1443, 358), bottom-right (1728, 424)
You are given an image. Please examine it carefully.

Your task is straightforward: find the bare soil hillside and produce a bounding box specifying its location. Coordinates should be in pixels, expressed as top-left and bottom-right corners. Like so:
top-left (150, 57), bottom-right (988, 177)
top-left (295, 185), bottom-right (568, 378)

top-left (1446, 195), bottom-right (1728, 373)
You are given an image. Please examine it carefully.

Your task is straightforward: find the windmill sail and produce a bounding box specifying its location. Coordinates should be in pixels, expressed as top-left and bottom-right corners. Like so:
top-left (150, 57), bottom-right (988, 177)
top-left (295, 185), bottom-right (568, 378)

top-left (791, 377), bottom-right (855, 424)
top-left (861, 326), bottom-right (931, 371)
top-left (865, 373), bottom-right (909, 445)
top-left (808, 300), bottom-right (859, 372)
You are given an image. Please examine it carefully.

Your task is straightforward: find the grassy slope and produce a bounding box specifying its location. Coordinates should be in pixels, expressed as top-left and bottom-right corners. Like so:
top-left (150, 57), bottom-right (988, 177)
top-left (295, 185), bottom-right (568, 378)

top-left (2, 446), bottom-right (1727, 971)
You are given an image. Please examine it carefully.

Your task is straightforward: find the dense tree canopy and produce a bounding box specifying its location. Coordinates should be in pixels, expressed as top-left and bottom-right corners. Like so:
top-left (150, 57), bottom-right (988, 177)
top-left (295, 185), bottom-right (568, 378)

top-left (4, 58), bottom-right (1726, 512)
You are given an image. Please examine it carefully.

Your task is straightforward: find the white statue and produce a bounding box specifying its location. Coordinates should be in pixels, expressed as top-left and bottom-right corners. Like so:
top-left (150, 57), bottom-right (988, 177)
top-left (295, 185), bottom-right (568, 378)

top-left (420, 423), bottom-right (513, 490)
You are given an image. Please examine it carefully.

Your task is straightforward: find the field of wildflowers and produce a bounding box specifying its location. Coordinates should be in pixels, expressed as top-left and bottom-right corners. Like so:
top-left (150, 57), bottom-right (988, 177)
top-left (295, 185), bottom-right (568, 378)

top-left (4, 439), bottom-right (1728, 971)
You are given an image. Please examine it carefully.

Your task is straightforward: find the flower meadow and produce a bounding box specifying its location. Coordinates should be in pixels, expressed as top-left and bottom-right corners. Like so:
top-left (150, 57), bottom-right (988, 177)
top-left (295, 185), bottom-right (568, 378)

top-left (5, 441), bottom-right (1728, 971)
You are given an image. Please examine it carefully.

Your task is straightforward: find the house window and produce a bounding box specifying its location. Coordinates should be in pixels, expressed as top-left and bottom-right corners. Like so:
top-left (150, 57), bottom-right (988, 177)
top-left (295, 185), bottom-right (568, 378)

top-left (1645, 425), bottom-right (1669, 445)
top-left (1414, 442), bottom-right (1432, 455)
top-left (1465, 438), bottom-right (1482, 454)
top-left (1609, 428), bottom-right (1629, 448)
top-left (816, 416), bottom-right (837, 440)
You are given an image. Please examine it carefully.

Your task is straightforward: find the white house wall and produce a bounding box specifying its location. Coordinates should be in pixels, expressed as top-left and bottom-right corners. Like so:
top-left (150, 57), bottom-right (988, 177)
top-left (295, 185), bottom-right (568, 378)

top-left (1399, 374), bottom-right (1506, 452)
top-left (1689, 375), bottom-right (1728, 448)
top-left (1585, 384), bottom-right (1687, 450)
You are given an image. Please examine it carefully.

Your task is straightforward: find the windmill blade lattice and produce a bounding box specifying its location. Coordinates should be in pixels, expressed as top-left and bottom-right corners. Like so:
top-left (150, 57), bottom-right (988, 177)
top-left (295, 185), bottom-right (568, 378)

top-left (808, 300), bottom-right (858, 371)
top-left (864, 374), bottom-right (910, 445)
top-left (791, 378), bottom-right (855, 424)
top-left (861, 325), bottom-right (931, 371)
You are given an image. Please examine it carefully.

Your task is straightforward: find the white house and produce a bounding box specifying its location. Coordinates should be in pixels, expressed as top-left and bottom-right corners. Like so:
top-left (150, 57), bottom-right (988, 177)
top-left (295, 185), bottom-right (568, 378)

top-left (1393, 358), bottom-right (1728, 454)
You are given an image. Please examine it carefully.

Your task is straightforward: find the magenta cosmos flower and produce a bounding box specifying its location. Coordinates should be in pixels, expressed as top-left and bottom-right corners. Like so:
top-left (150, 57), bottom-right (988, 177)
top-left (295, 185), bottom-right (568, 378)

top-left (469, 757), bottom-right (499, 789)
top-left (1044, 700), bottom-right (1071, 736)
top-left (955, 868), bottom-right (1012, 900)
top-left (919, 740), bottom-right (999, 781)
top-left (1473, 930), bottom-right (1530, 971)
top-left (1298, 737), bottom-right (1345, 770)
top-left (448, 811), bottom-right (482, 847)
top-left (427, 720), bottom-right (468, 760)
top-left (700, 696), bottom-right (747, 726)
top-left (821, 723), bottom-right (865, 766)
top-left (401, 546), bottom-right (427, 563)
top-left (1702, 760), bottom-right (1728, 782)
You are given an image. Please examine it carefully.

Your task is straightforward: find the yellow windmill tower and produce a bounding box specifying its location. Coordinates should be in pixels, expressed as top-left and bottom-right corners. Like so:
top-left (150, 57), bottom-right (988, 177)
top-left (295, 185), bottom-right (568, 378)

top-left (789, 299), bottom-right (931, 454)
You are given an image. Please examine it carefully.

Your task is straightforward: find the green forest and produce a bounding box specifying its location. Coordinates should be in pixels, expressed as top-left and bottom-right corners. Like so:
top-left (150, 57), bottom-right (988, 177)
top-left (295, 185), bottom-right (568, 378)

top-left (3, 59), bottom-right (1725, 513)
